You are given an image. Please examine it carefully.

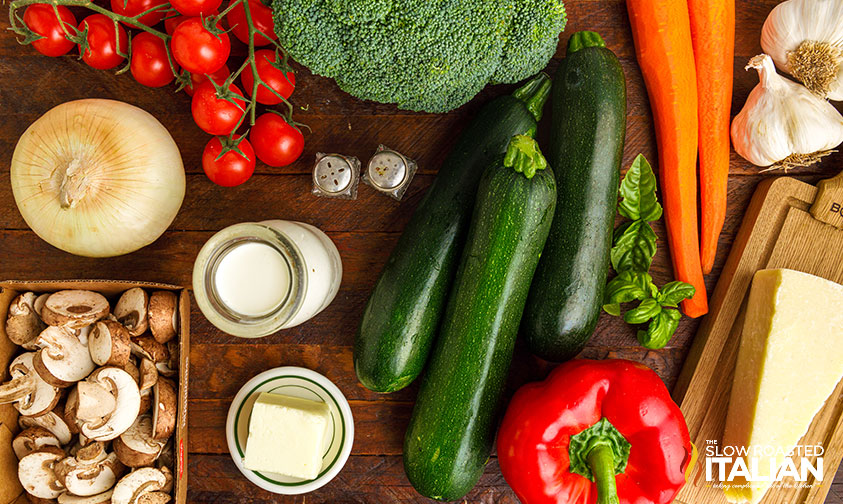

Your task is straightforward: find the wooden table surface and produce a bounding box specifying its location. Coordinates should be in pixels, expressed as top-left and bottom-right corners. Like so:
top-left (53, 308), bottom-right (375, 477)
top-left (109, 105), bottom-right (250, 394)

top-left (1, 0), bottom-right (843, 502)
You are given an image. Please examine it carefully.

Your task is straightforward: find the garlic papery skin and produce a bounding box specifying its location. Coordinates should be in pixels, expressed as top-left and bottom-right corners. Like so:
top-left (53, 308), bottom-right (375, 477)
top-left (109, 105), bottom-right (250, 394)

top-left (11, 99), bottom-right (186, 257)
top-left (730, 54), bottom-right (843, 169)
top-left (761, 0), bottom-right (843, 99)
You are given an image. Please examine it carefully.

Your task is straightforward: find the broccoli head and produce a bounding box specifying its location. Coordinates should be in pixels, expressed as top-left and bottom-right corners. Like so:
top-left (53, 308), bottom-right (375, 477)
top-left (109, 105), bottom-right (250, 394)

top-left (271, 0), bottom-right (567, 113)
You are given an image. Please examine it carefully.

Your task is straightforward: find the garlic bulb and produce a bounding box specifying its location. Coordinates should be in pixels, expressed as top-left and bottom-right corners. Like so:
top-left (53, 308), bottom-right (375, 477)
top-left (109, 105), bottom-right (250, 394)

top-left (761, 0), bottom-right (843, 99)
top-left (11, 99), bottom-right (185, 257)
top-left (731, 54), bottom-right (843, 169)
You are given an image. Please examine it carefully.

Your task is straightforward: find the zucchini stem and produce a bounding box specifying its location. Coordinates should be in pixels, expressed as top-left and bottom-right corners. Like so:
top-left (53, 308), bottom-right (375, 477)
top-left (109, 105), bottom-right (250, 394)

top-left (503, 135), bottom-right (547, 179)
top-left (512, 72), bottom-right (551, 123)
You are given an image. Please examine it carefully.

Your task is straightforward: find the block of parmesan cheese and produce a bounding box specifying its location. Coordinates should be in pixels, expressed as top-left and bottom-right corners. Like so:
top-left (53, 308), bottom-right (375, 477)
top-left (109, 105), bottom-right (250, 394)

top-left (243, 392), bottom-right (331, 480)
top-left (723, 269), bottom-right (843, 504)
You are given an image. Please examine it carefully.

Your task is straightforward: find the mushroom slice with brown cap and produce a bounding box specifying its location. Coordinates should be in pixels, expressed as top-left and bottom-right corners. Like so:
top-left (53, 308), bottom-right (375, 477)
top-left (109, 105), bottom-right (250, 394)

top-left (34, 327), bottom-right (96, 387)
top-left (88, 321), bottom-right (131, 367)
top-left (77, 367), bottom-right (141, 441)
top-left (151, 378), bottom-right (176, 441)
top-left (58, 489), bottom-right (113, 504)
top-left (130, 336), bottom-right (169, 364)
top-left (18, 447), bottom-right (66, 499)
top-left (114, 288), bottom-right (149, 337)
top-left (41, 291), bottom-right (109, 329)
top-left (138, 359), bottom-right (158, 392)
top-left (147, 292), bottom-right (177, 344)
top-left (114, 415), bottom-right (164, 468)
top-left (34, 293), bottom-right (49, 319)
top-left (56, 443), bottom-right (125, 497)
top-left (0, 352), bottom-right (60, 417)
top-left (6, 292), bottom-right (47, 349)
top-left (20, 407), bottom-right (74, 444)
top-left (13, 427), bottom-right (61, 460)
top-left (137, 492), bottom-right (171, 504)
top-left (112, 467), bottom-right (167, 504)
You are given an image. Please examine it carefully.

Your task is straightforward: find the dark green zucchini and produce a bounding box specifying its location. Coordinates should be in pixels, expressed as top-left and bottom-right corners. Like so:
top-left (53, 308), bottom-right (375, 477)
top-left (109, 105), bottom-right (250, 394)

top-left (522, 31), bottom-right (627, 362)
top-left (354, 73), bottom-right (551, 393)
top-left (403, 135), bottom-right (556, 501)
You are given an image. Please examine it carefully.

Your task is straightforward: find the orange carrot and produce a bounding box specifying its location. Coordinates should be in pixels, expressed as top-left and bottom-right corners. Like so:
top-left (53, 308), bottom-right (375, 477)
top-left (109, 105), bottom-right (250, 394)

top-left (626, 0), bottom-right (708, 318)
top-left (689, 0), bottom-right (734, 275)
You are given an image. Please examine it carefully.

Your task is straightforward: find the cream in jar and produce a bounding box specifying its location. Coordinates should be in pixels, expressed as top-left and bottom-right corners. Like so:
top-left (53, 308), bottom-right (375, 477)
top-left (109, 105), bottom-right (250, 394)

top-left (193, 220), bottom-right (342, 337)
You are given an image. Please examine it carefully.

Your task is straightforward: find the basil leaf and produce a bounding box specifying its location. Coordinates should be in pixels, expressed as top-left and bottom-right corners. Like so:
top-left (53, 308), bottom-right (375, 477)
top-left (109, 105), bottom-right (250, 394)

top-left (623, 298), bottom-right (662, 325)
top-left (602, 271), bottom-right (654, 315)
top-left (657, 281), bottom-right (696, 307)
top-left (638, 308), bottom-right (681, 349)
top-left (618, 154), bottom-right (663, 222)
top-left (611, 220), bottom-right (658, 273)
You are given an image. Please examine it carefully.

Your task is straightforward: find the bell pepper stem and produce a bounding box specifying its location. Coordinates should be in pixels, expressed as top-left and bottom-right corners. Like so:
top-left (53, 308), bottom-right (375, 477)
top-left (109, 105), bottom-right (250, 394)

top-left (587, 443), bottom-right (621, 504)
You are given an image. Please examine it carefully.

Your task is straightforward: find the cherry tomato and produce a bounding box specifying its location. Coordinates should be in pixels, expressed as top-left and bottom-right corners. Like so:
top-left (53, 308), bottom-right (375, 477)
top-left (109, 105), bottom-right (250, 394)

top-left (186, 64), bottom-right (230, 96)
top-left (227, 0), bottom-right (275, 46)
top-left (240, 50), bottom-right (295, 105)
top-left (202, 136), bottom-right (255, 187)
top-left (170, 0), bottom-right (221, 17)
top-left (78, 14), bottom-right (128, 70)
top-left (110, 0), bottom-right (168, 26)
top-left (171, 17), bottom-right (230, 74)
top-left (164, 15), bottom-right (188, 35)
top-left (191, 81), bottom-right (246, 135)
top-left (250, 113), bottom-right (304, 167)
top-left (23, 4), bottom-right (76, 57)
top-left (130, 32), bottom-right (175, 87)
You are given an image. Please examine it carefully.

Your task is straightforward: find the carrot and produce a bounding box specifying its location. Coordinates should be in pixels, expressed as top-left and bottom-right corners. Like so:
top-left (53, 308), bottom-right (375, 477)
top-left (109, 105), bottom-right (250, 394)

top-left (626, 0), bottom-right (708, 318)
top-left (689, 0), bottom-right (734, 275)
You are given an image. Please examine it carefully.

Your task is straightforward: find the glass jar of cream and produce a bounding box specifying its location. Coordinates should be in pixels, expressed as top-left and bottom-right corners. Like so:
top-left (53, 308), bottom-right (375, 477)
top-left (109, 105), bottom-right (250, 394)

top-left (193, 220), bottom-right (342, 337)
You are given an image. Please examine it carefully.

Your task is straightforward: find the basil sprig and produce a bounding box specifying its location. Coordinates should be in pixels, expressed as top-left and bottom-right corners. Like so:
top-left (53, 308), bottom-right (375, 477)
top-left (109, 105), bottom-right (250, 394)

top-left (603, 155), bottom-right (695, 349)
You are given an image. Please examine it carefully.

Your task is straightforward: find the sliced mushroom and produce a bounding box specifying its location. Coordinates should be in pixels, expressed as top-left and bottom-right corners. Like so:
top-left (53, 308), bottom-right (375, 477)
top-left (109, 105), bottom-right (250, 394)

top-left (71, 381), bottom-right (117, 421)
top-left (137, 492), bottom-right (171, 504)
top-left (158, 465), bottom-right (173, 494)
top-left (34, 293), bottom-right (50, 320)
top-left (138, 359), bottom-right (158, 392)
top-left (55, 443), bottom-right (124, 497)
top-left (57, 489), bottom-right (113, 504)
top-left (41, 291), bottom-right (109, 329)
top-left (88, 321), bottom-right (131, 367)
top-left (139, 389), bottom-right (152, 415)
top-left (156, 440), bottom-right (173, 472)
top-left (130, 336), bottom-right (168, 364)
top-left (151, 379), bottom-right (176, 441)
top-left (20, 407), bottom-right (74, 444)
top-left (75, 367), bottom-right (141, 441)
top-left (113, 415), bottom-right (165, 468)
top-left (147, 292), bottom-right (177, 344)
top-left (18, 448), bottom-right (66, 499)
top-left (112, 467), bottom-right (167, 504)
top-left (13, 427), bottom-right (61, 460)
top-left (0, 352), bottom-right (60, 417)
top-left (114, 289), bottom-right (149, 337)
top-left (33, 327), bottom-right (96, 387)
top-left (6, 292), bottom-right (47, 349)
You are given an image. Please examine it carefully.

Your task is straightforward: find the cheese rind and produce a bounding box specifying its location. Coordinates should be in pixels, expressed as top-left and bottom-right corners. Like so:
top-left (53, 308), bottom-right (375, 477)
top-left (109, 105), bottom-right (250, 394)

top-left (243, 392), bottom-right (331, 480)
top-left (723, 269), bottom-right (843, 504)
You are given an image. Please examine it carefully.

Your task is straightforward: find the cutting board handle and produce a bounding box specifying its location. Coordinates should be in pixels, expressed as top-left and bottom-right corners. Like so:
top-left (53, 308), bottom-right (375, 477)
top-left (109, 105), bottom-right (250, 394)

top-left (810, 171), bottom-right (843, 228)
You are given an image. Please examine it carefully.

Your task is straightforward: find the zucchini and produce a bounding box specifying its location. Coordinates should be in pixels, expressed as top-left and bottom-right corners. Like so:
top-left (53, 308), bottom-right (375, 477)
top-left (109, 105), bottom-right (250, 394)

top-left (403, 135), bottom-right (556, 501)
top-left (522, 31), bottom-right (627, 362)
top-left (354, 73), bottom-right (551, 393)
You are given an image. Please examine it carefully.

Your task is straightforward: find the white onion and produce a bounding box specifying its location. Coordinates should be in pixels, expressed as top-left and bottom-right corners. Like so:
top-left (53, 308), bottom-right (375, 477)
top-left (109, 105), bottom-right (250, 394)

top-left (11, 99), bottom-right (185, 257)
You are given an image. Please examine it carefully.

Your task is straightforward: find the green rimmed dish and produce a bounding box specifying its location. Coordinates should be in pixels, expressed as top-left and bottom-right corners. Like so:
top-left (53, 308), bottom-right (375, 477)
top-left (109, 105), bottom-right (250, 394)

top-left (225, 366), bottom-right (354, 494)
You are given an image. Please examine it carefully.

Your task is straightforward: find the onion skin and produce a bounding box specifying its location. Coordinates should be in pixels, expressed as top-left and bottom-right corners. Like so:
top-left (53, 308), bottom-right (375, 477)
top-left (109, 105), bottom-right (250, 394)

top-left (10, 99), bottom-right (185, 257)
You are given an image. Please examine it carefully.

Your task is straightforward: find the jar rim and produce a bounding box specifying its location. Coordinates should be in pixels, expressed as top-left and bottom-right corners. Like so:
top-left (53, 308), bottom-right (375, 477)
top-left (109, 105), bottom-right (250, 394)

top-left (192, 222), bottom-right (307, 338)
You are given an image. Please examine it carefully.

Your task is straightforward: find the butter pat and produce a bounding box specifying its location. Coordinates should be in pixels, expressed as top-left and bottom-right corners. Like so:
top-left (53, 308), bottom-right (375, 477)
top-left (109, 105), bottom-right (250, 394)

top-left (723, 269), bottom-right (843, 504)
top-left (243, 392), bottom-right (331, 480)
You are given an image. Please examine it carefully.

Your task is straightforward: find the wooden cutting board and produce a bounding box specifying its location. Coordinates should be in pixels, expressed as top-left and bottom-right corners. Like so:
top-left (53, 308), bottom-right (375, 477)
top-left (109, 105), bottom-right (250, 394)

top-left (673, 172), bottom-right (843, 504)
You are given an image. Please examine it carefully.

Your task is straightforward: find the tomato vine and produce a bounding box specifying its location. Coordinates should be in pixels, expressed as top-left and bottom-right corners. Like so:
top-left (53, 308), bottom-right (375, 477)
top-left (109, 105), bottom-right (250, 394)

top-left (7, 0), bottom-right (305, 155)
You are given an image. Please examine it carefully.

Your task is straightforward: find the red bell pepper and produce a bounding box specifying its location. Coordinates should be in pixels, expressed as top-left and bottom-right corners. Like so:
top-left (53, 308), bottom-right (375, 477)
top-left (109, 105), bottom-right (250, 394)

top-left (497, 359), bottom-right (693, 504)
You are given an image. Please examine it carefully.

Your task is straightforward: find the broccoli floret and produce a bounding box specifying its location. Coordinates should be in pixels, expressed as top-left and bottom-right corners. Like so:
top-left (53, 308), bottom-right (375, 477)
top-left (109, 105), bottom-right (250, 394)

top-left (272, 0), bottom-right (567, 113)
